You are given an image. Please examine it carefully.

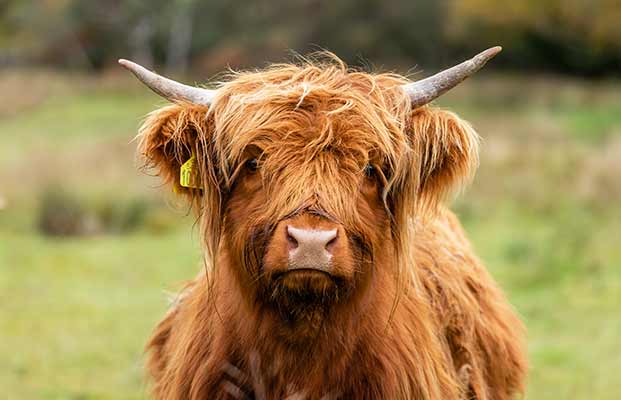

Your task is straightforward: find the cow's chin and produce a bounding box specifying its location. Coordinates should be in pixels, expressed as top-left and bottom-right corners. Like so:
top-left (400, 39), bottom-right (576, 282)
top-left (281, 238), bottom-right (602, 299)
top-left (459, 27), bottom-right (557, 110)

top-left (255, 268), bottom-right (352, 341)
top-left (261, 267), bottom-right (351, 323)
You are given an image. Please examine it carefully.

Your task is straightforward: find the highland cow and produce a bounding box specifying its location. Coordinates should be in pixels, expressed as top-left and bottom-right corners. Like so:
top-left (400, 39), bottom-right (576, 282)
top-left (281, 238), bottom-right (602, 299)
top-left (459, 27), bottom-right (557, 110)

top-left (121, 47), bottom-right (527, 399)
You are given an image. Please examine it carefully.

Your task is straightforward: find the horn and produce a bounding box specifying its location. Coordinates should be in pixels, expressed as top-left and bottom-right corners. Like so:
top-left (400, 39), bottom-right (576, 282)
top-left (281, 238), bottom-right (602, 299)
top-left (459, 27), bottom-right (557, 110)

top-left (403, 46), bottom-right (502, 108)
top-left (118, 59), bottom-right (216, 105)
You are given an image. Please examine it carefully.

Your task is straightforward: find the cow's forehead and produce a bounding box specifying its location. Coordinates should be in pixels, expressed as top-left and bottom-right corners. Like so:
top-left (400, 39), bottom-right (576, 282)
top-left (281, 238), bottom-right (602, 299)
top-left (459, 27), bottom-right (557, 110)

top-left (211, 66), bottom-right (411, 168)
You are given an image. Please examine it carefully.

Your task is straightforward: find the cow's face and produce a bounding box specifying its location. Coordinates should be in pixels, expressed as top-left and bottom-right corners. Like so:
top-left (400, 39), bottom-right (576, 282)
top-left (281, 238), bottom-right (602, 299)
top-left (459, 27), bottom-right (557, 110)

top-left (225, 144), bottom-right (388, 318)
top-left (208, 69), bottom-right (415, 319)
top-left (222, 110), bottom-right (395, 318)
top-left (135, 58), bottom-right (481, 324)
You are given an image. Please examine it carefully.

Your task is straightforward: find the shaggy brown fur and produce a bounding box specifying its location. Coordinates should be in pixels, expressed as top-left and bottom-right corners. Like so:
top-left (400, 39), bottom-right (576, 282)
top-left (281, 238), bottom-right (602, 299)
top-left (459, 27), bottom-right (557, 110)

top-left (136, 54), bottom-right (527, 399)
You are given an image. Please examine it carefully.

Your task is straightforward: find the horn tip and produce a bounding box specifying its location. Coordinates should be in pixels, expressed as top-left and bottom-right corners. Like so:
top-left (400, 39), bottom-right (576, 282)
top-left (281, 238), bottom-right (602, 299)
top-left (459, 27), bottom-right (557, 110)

top-left (488, 46), bottom-right (503, 55)
top-left (118, 58), bottom-right (133, 69)
top-left (481, 46), bottom-right (502, 60)
top-left (471, 46), bottom-right (502, 68)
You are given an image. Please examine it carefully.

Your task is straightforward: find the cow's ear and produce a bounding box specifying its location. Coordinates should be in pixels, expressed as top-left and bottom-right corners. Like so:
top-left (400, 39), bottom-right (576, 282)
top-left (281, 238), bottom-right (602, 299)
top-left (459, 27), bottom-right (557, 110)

top-left (137, 103), bottom-right (214, 199)
top-left (409, 106), bottom-right (479, 210)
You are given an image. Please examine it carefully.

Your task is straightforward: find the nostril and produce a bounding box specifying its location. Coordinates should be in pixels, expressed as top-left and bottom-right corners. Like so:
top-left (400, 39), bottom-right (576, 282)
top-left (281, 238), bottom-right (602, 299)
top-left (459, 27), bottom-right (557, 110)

top-left (325, 234), bottom-right (338, 253)
top-left (286, 225), bottom-right (298, 249)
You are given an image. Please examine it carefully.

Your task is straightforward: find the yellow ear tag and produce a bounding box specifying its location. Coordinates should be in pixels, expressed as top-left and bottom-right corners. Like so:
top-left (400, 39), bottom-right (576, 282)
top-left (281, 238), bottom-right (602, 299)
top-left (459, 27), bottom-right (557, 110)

top-left (180, 152), bottom-right (202, 189)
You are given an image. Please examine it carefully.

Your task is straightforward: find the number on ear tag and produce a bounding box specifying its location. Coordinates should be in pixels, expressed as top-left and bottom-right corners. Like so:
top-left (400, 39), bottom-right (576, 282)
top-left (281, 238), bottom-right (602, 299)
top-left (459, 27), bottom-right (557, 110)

top-left (180, 153), bottom-right (201, 189)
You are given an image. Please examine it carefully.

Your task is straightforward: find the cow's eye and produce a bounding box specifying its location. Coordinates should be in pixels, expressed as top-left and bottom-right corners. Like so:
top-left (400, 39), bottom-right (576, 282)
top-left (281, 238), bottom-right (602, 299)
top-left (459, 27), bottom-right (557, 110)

top-left (245, 158), bottom-right (259, 172)
top-left (364, 164), bottom-right (375, 178)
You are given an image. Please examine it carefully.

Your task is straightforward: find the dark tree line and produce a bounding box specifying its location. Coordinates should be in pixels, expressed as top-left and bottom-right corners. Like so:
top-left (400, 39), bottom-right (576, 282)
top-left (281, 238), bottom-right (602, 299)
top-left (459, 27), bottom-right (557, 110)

top-left (1, 0), bottom-right (619, 76)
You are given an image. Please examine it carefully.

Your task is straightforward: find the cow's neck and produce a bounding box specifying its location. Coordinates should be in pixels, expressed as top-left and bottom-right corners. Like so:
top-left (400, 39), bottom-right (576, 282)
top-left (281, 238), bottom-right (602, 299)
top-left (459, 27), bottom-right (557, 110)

top-left (215, 258), bottom-right (400, 397)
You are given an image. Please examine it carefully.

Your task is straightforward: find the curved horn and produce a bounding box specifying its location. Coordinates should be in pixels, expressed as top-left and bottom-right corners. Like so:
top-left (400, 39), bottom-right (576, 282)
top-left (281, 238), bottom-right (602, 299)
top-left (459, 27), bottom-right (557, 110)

top-left (403, 46), bottom-right (502, 108)
top-left (118, 59), bottom-right (216, 105)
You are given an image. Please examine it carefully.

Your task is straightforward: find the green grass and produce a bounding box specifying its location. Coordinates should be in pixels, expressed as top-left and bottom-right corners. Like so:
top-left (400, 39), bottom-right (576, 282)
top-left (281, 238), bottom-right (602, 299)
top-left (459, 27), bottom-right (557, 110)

top-left (558, 104), bottom-right (621, 140)
top-left (1, 70), bottom-right (620, 399)
top-left (0, 91), bottom-right (157, 166)
top-left (0, 230), bottom-right (200, 399)
top-left (458, 204), bottom-right (621, 399)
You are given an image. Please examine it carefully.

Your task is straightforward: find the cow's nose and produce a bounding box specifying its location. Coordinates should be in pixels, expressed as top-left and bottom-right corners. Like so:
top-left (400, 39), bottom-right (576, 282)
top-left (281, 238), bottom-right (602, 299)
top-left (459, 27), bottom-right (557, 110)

top-left (286, 225), bottom-right (338, 272)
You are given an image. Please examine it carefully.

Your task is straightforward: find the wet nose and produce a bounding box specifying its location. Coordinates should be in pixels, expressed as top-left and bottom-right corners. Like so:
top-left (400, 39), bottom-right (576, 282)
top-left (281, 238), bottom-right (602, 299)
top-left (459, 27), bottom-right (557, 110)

top-left (286, 225), bottom-right (338, 272)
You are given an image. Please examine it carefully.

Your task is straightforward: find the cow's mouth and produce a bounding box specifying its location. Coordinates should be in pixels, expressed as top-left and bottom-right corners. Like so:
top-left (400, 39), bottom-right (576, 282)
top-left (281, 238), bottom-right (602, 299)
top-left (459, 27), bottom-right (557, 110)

top-left (273, 267), bottom-right (334, 280)
top-left (267, 267), bottom-right (340, 307)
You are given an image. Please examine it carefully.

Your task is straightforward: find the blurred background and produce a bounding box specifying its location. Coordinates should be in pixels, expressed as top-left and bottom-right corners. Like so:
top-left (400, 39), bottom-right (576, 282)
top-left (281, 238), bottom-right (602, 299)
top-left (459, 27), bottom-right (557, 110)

top-left (1, 0), bottom-right (619, 399)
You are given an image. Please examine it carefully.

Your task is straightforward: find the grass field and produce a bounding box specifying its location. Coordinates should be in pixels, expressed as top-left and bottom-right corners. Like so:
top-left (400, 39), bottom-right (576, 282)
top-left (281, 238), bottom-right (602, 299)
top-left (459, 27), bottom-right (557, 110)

top-left (1, 69), bottom-right (620, 399)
